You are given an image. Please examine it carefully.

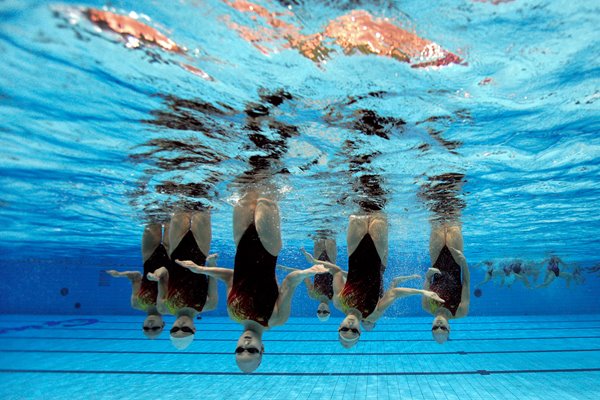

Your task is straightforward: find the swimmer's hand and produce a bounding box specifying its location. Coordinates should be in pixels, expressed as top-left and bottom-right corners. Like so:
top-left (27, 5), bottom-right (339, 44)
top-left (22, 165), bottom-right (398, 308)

top-left (105, 270), bottom-right (121, 277)
top-left (205, 253), bottom-right (218, 267)
top-left (301, 248), bottom-right (316, 265)
top-left (146, 272), bottom-right (159, 282)
top-left (175, 259), bottom-right (205, 274)
top-left (106, 270), bottom-right (141, 281)
top-left (422, 291), bottom-right (445, 303)
top-left (305, 264), bottom-right (328, 275)
top-left (320, 263), bottom-right (343, 275)
top-left (426, 268), bottom-right (441, 280)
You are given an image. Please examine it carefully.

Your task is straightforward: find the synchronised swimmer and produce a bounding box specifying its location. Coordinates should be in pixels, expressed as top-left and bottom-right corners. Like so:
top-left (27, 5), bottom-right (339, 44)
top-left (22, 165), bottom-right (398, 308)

top-left (107, 190), bottom-right (471, 372)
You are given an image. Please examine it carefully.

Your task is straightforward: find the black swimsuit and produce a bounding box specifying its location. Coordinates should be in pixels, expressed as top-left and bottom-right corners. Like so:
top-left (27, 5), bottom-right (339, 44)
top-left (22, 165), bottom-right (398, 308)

top-left (165, 231), bottom-right (209, 313)
top-left (313, 250), bottom-right (334, 300)
top-left (429, 245), bottom-right (462, 316)
top-left (138, 243), bottom-right (170, 309)
top-left (227, 223), bottom-right (279, 327)
top-left (339, 233), bottom-right (384, 319)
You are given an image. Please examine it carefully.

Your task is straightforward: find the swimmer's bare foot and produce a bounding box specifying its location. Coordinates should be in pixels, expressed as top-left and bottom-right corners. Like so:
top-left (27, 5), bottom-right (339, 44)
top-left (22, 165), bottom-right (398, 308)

top-left (147, 272), bottom-right (159, 282)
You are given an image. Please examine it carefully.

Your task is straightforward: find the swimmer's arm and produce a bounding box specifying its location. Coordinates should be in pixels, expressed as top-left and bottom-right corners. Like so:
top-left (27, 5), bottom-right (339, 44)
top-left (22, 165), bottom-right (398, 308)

top-left (301, 248), bottom-right (345, 274)
top-left (304, 276), bottom-right (316, 299)
top-left (203, 277), bottom-right (219, 311)
top-left (329, 269), bottom-right (347, 313)
top-left (455, 255), bottom-right (471, 318)
top-left (368, 288), bottom-right (439, 323)
top-left (558, 258), bottom-right (570, 268)
top-left (421, 268), bottom-right (437, 314)
top-left (277, 264), bottom-right (313, 285)
top-left (147, 267), bottom-right (170, 315)
top-left (206, 253), bottom-right (218, 267)
top-left (277, 264), bottom-right (318, 295)
top-left (175, 260), bottom-right (234, 291)
top-left (270, 264), bottom-right (328, 327)
top-left (106, 270), bottom-right (143, 310)
top-left (277, 264), bottom-right (300, 272)
top-left (277, 264), bottom-right (318, 300)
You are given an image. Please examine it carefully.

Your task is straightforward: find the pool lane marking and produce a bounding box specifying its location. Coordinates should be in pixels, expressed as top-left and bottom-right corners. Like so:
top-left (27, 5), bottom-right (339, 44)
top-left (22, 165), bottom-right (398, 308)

top-left (3, 319), bottom-right (600, 326)
top-left (1, 348), bottom-right (599, 356)
top-left (0, 367), bottom-right (599, 376)
top-left (2, 335), bottom-right (600, 342)
top-left (15, 326), bottom-right (600, 333)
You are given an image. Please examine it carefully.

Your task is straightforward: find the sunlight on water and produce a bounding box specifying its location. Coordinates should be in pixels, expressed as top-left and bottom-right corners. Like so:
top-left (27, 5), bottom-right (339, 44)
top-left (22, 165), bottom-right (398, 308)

top-left (0, 0), bottom-right (598, 265)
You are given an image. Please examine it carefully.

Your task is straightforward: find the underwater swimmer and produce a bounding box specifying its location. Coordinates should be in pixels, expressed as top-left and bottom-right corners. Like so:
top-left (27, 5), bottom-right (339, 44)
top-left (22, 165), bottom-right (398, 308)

top-left (325, 214), bottom-right (442, 348)
top-left (106, 222), bottom-right (170, 339)
top-left (147, 211), bottom-right (218, 350)
top-left (176, 191), bottom-right (327, 372)
top-left (422, 224), bottom-right (470, 344)
top-left (536, 255), bottom-right (579, 288)
top-left (278, 239), bottom-right (341, 322)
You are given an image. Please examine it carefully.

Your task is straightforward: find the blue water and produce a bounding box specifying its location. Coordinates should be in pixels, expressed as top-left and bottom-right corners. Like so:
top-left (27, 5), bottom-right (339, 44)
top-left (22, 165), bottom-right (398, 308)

top-left (0, 0), bottom-right (599, 398)
top-left (1, 315), bottom-right (599, 399)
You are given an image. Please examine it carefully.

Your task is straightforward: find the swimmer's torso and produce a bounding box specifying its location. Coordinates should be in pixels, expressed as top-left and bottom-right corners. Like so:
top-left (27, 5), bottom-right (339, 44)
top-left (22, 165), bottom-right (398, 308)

top-left (228, 223), bottom-right (279, 327)
top-left (548, 257), bottom-right (560, 277)
top-left (339, 234), bottom-right (384, 319)
top-left (164, 231), bottom-right (209, 314)
top-left (137, 243), bottom-right (170, 311)
top-left (429, 245), bottom-right (462, 316)
top-left (311, 250), bottom-right (334, 300)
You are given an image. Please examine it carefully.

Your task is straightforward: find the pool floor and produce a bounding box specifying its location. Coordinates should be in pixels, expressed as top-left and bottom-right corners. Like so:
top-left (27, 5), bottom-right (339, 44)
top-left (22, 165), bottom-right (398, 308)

top-left (0, 314), bottom-right (599, 399)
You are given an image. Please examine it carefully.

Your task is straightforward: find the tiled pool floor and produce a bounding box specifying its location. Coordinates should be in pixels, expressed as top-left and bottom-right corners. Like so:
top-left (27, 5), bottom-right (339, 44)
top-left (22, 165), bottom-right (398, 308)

top-left (0, 314), bottom-right (599, 399)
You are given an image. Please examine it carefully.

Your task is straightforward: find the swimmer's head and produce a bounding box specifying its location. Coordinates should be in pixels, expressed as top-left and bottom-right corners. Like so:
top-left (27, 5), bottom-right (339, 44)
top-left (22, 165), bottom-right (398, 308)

top-left (316, 302), bottom-right (331, 322)
top-left (431, 315), bottom-right (450, 344)
top-left (235, 330), bottom-right (264, 373)
top-left (338, 313), bottom-right (361, 349)
top-left (169, 315), bottom-right (196, 350)
top-left (142, 314), bottom-right (164, 339)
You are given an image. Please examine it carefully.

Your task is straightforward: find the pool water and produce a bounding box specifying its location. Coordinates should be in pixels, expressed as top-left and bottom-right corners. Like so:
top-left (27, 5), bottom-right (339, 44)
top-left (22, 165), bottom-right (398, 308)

top-left (1, 0), bottom-right (599, 398)
top-left (1, 315), bottom-right (599, 399)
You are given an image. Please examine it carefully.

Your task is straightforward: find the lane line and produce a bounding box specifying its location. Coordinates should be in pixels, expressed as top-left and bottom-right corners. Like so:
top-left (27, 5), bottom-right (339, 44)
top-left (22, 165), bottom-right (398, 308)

top-left (1, 348), bottom-right (599, 356)
top-left (0, 368), bottom-right (599, 376)
top-left (2, 336), bottom-right (600, 342)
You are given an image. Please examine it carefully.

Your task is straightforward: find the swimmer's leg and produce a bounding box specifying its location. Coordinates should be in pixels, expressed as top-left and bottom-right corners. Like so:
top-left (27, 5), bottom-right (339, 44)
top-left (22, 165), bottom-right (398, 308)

top-left (233, 190), bottom-right (258, 247)
top-left (347, 215), bottom-right (369, 257)
top-left (255, 197), bottom-right (282, 257)
top-left (169, 212), bottom-right (192, 258)
top-left (190, 210), bottom-right (212, 257)
top-left (142, 223), bottom-right (163, 262)
top-left (368, 214), bottom-right (388, 267)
